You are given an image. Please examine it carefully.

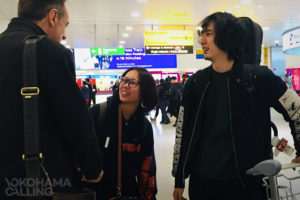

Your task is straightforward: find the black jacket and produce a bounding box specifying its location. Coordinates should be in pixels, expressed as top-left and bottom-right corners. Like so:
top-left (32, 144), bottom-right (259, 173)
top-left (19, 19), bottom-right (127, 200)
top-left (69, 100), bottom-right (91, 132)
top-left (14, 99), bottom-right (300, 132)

top-left (90, 96), bottom-right (157, 200)
top-left (0, 18), bottom-right (102, 195)
top-left (172, 63), bottom-right (300, 188)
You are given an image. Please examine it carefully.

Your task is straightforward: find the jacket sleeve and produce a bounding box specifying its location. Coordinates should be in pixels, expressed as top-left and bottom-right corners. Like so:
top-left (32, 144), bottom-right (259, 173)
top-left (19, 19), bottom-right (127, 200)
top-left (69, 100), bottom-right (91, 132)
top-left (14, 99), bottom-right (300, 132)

top-left (258, 67), bottom-right (300, 156)
top-left (139, 121), bottom-right (157, 200)
top-left (172, 76), bottom-right (194, 188)
top-left (37, 41), bottom-right (103, 179)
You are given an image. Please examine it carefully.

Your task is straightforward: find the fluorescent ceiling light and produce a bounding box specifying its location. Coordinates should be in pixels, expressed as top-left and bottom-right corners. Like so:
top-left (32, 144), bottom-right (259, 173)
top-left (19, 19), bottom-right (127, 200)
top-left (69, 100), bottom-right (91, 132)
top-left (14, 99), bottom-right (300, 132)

top-left (119, 41), bottom-right (126, 44)
top-left (131, 12), bottom-right (141, 18)
top-left (122, 33), bottom-right (129, 38)
top-left (262, 26), bottom-right (270, 31)
top-left (242, 0), bottom-right (251, 4)
top-left (258, 5), bottom-right (263, 9)
top-left (126, 26), bottom-right (133, 31)
top-left (60, 40), bottom-right (67, 45)
top-left (226, 9), bottom-right (232, 14)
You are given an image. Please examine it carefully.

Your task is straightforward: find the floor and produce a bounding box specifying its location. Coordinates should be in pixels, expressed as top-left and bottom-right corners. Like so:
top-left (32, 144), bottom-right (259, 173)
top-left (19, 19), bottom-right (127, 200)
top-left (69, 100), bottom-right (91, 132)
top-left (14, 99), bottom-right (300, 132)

top-left (95, 94), bottom-right (300, 200)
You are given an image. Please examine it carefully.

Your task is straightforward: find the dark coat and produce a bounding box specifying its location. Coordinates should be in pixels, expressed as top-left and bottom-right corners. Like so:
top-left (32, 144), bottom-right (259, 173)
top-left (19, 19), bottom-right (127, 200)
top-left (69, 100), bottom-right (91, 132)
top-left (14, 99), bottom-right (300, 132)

top-left (90, 96), bottom-right (157, 200)
top-left (172, 63), bottom-right (300, 188)
top-left (0, 18), bottom-right (103, 196)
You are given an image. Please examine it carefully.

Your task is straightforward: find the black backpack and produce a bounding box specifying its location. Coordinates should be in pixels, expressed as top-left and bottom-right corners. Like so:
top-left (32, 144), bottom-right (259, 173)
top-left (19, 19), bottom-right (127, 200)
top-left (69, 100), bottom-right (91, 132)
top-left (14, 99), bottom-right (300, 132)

top-left (160, 83), bottom-right (171, 99)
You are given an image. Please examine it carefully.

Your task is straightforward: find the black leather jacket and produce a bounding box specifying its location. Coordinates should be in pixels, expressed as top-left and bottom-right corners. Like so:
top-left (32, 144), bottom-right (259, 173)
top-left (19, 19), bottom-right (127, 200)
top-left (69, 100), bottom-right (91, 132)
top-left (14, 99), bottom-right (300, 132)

top-left (172, 63), bottom-right (300, 188)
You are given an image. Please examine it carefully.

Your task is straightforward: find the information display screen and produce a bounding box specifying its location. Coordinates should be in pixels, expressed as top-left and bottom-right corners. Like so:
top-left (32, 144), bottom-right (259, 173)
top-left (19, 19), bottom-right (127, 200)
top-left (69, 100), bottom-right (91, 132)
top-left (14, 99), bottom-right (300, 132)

top-left (74, 48), bottom-right (177, 69)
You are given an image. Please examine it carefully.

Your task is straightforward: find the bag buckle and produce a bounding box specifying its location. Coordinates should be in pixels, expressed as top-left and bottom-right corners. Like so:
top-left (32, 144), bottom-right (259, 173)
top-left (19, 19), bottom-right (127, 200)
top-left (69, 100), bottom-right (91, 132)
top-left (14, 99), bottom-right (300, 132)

top-left (22, 153), bottom-right (43, 160)
top-left (20, 87), bottom-right (40, 98)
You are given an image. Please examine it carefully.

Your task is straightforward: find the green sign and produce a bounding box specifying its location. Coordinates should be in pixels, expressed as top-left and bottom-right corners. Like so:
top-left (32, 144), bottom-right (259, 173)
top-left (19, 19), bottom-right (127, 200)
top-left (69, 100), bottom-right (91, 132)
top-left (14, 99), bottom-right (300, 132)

top-left (90, 47), bottom-right (125, 55)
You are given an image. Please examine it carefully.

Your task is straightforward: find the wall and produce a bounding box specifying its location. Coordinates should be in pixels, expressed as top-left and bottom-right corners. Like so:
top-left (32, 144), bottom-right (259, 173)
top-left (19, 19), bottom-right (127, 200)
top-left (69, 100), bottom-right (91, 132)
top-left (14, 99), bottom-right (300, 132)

top-left (286, 54), bottom-right (300, 68)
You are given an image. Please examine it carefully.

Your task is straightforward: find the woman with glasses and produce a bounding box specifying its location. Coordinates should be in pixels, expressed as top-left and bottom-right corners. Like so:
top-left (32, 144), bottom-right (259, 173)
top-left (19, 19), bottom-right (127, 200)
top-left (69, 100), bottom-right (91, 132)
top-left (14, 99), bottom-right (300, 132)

top-left (90, 67), bottom-right (158, 200)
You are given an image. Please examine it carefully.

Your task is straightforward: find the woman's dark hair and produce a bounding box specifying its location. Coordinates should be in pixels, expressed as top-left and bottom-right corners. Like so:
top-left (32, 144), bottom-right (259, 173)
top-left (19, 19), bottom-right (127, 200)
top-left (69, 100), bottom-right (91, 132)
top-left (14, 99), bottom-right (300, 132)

top-left (199, 12), bottom-right (245, 61)
top-left (121, 67), bottom-right (158, 113)
top-left (18, 0), bottom-right (66, 21)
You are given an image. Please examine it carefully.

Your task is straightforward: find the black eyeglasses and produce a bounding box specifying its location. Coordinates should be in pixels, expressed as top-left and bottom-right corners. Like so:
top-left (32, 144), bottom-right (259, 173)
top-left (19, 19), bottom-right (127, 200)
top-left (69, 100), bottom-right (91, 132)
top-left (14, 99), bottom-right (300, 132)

top-left (119, 77), bottom-right (141, 88)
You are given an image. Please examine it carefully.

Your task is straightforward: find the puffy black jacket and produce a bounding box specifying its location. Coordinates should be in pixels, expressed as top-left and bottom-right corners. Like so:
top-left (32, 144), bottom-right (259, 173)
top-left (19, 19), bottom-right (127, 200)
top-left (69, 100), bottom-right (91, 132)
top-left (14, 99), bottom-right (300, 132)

top-left (172, 63), bottom-right (300, 188)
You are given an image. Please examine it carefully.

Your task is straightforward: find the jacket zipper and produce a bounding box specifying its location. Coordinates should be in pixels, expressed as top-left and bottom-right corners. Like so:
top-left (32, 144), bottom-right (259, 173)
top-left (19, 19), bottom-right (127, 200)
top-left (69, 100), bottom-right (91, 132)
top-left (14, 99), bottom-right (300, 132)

top-left (227, 77), bottom-right (245, 187)
top-left (182, 82), bottom-right (210, 184)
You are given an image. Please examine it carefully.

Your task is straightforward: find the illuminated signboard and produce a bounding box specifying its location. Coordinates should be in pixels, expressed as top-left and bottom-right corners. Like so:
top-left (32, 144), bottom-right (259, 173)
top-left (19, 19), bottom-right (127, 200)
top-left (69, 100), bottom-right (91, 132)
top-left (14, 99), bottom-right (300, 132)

top-left (144, 30), bottom-right (193, 54)
top-left (74, 48), bottom-right (177, 69)
top-left (283, 27), bottom-right (300, 55)
top-left (90, 47), bottom-right (125, 55)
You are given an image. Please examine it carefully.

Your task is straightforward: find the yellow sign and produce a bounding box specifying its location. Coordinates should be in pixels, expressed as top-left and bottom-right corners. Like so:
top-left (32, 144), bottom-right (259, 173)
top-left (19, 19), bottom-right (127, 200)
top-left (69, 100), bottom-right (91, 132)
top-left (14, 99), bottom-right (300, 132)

top-left (196, 49), bottom-right (204, 54)
top-left (264, 47), bottom-right (268, 66)
top-left (144, 30), bottom-right (193, 46)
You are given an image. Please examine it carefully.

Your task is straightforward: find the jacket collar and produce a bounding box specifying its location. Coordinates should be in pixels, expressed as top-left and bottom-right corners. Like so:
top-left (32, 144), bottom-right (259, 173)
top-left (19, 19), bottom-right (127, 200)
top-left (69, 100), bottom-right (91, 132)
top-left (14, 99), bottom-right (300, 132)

top-left (7, 17), bottom-right (47, 36)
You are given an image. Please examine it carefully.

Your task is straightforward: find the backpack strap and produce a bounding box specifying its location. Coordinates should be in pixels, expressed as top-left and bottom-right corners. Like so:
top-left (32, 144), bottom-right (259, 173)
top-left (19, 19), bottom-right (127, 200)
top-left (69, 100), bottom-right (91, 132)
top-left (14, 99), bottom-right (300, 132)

top-left (241, 64), bottom-right (257, 95)
top-left (98, 101), bottom-right (107, 131)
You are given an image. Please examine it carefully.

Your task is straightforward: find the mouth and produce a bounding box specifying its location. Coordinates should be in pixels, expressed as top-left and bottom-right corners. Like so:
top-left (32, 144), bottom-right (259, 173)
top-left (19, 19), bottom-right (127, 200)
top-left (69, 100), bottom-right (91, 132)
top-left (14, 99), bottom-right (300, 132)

top-left (202, 47), bottom-right (208, 54)
top-left (120, 91), bottom-right (129, 96)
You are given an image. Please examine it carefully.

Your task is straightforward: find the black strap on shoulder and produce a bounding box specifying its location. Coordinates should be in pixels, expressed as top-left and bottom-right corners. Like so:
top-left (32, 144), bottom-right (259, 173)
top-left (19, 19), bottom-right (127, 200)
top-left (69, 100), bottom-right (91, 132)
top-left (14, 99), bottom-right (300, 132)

top-left (98, 101), bottom-right (108, 131)
top-left (241, 64), bottom-right (257, 95)
top-left (21, 35), bottom-right (46, 200)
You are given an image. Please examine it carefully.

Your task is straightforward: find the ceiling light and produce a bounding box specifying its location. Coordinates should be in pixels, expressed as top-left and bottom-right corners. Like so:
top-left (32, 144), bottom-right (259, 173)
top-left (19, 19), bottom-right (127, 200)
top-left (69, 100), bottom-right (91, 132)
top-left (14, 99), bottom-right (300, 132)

top-left (60, 40), bottom-right (67, 45)
top-left (242, 0), bottom-right (251, 4)
top-left (196, 26), bottom-right (202, 31)
top-left (126, 26), bottom-right (133, 31)
top-left (122, 33), bottom-right (129, 38)
top-left (235, 5), bottom-right (241, 9)
top-left (258, 5), bottom-right (263, 9)
top-left (226, 9), bottom-right (232, 14)
top-left (119, 41), bottom-right (126, 44)
top-left (262, 26), bottom-right (270, 31)
top-left (131, 12), bottom-right (141, 18)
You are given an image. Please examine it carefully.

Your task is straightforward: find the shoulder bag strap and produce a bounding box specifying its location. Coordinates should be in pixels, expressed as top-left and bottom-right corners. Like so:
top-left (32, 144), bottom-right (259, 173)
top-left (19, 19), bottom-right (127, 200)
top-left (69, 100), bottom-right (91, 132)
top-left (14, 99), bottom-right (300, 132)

top-left (116, 104), bottom-right (123, 198)
top-left (21, 35), bottom-right (46, 200)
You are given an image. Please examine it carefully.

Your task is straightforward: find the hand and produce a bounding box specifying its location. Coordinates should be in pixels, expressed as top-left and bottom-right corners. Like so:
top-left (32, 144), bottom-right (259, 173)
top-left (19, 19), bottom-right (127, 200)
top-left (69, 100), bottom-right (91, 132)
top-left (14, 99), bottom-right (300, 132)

top-left (292, 156), bottom-right (300, 163)
top-left (173, 188), bottom-right (184, 200)
top-left (82, 170), bottom-right (104, 183)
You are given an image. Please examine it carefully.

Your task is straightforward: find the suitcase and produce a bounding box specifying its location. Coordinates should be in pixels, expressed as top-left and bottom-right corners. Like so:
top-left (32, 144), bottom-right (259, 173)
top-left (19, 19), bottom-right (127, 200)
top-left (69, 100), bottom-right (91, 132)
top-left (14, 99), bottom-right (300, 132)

top-left (238, 17), bottom-right (263, 65)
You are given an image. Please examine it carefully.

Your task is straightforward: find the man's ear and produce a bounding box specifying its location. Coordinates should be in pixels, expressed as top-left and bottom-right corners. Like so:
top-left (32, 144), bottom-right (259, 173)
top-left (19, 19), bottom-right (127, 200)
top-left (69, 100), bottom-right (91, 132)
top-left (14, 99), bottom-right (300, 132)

top-left (47, 8), bottom-right (58, 26)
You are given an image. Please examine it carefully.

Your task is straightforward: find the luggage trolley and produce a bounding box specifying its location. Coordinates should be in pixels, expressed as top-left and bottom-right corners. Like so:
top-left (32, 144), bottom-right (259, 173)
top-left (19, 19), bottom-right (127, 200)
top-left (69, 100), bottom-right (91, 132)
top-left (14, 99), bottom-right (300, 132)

top-left (247, 123), bottom-right (300, 200)
top-left (247, 159), bottom-right (300, 200)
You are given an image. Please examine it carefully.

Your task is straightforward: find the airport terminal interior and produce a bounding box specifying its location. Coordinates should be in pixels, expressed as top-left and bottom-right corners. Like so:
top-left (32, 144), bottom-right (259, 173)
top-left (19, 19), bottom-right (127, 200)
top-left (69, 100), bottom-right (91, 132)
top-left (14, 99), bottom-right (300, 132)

top-left (1, 0), bottom-right (300, 199)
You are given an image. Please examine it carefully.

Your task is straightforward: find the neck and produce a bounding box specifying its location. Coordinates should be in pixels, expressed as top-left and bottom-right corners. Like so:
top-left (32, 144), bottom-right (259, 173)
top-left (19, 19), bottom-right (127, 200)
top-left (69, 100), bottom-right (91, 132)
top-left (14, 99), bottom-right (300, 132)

top-left (212, 57), bottom-right (234, 73)
top-left (120, 102), bottom-right (139, 120)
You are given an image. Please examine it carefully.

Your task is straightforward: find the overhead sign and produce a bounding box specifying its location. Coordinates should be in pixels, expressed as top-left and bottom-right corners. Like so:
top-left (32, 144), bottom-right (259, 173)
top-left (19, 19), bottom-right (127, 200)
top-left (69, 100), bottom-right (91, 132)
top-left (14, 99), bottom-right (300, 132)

top-left (144, 30), bottom-right (193, 46)
top-left (74, 48), bottom-right (177, 70)
top-left (196, 49), bottom-right (204, 59)
top-left (90, 47), bottom-right (125, 55)
top-left (282, 27), bottom-right (300, 55)
top-left (145, 46), bottom-right (193, 54)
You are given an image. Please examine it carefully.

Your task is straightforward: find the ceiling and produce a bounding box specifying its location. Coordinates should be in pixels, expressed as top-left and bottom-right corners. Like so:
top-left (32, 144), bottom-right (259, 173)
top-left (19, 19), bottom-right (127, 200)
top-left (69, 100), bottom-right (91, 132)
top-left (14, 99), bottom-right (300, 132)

top-left (1, 0), bottom-right (300, 49)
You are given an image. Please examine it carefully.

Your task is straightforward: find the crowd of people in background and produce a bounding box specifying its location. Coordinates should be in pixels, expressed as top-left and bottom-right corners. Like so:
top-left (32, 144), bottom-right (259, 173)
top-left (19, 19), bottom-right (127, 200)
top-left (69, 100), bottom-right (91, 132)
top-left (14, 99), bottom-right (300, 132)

top-left (151, 74), bottom-right (189, 126)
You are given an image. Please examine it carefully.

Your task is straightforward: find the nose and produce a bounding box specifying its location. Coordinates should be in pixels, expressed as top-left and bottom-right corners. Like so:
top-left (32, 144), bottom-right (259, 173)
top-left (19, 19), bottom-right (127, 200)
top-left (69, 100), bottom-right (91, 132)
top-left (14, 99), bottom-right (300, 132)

top-left (199, 35), bottom-right (205, 46)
